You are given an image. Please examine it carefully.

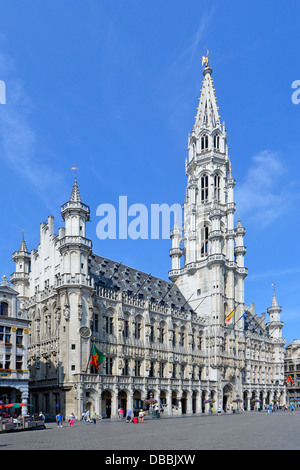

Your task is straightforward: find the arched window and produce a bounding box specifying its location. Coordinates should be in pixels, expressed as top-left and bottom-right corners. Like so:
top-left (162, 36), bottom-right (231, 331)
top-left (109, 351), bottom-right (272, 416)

top-left (0, 302), bottom-right (8, 316)
top-left (201, 134), bottom-right (208, 151)
top-left (214, 174), bottom-right (221, 202)
top-left (180, 327), bottom-right (186, 347)
top-left (104, 314), bottom-right (114, 335)
top-left (200, 225), bottom-right (209, 256)
top-left (159, 322), bottom-right (166, 344)
top-left (201, 174), bottom-right (209, 203)
top-left (213, 134), bottom-right (220, 149)
top-left (135, 316), bottom-right (143, 340)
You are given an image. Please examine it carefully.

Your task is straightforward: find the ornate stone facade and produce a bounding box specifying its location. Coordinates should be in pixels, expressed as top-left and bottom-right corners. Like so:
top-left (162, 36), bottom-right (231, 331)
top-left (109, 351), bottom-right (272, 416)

top-left (10, 59), bottom-right (286, 419)
top-left (0, 275), bottom-right (30, 413)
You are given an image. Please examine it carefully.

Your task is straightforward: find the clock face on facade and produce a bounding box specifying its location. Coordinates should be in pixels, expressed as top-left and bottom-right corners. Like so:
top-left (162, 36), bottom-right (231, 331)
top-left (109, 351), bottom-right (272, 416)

top-left (79, 326), bottom-right (91, 339)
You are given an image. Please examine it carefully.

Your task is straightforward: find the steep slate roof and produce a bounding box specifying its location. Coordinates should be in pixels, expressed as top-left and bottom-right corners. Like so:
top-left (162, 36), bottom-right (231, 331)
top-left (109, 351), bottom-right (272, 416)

top-left (89, 253), bottom-right (193, 312)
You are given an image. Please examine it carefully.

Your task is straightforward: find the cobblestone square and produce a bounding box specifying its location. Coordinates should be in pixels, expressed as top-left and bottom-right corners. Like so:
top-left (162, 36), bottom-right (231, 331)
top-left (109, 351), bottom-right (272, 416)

top-left (1, 411), bottom-right (299, 452)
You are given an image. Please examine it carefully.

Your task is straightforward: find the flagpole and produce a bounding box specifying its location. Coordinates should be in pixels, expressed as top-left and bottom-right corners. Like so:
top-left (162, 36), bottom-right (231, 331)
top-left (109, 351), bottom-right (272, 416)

top-left (193, 295), bottom-right (209, 313)
top-left (85, 337), bottom-right (95, 373)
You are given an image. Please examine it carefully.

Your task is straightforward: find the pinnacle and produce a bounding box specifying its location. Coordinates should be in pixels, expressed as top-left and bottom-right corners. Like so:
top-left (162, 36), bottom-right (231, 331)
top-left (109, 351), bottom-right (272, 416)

top-left (70, 179), bottom-right (81, 202)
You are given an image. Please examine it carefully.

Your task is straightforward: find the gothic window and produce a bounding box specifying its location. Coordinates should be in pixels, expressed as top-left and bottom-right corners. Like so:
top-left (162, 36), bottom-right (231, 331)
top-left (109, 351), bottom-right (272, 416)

top-left (200, 225), bottom-right (209, 256)
top-left (214, 174), bottom-right (221, 202)
top-left (0, 302), bottom-right (8, 316)
top-left (122, 359), bottom-right (129, 376)
top-left (93, 313), bottom-right (99, 333)
top-left (104, 315), bottom-right (114, 335)
top-left (124, 319), bottom-right (129, 338)
top-left (201, 134), bottom-right (209, 151)
top-left (213, 134), bottom-right (220, 149)
top-left (160, 322), bottom-right (166, 343)
top-left (135, 317), bottom-right (142, 339)
top-left (149, 361), bottom-right (155, 377)
top-left (172, 325), bottom-right (177, 346)
top-left (160, 362), bottom-right (165, 378)
top-left (150, 324), bottom-right (154, 342)
top-left (200, 174), bottom-right (209, 202)
top-left (105, 357), bottom-right (113, 375)
top-left (134, 360), bottom-right (141, 377)
top-left (180, 327), bottom-right (186, 347)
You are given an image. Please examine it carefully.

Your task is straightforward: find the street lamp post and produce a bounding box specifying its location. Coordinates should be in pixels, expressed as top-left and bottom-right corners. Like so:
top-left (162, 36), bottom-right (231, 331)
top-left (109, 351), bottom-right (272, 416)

top-left (149, 393), bottom-right (154, 419)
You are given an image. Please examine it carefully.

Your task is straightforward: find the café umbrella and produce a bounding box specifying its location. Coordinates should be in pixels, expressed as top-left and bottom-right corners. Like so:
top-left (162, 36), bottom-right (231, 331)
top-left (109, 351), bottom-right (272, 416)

top-left (4, 403), bottom-right (33, 408)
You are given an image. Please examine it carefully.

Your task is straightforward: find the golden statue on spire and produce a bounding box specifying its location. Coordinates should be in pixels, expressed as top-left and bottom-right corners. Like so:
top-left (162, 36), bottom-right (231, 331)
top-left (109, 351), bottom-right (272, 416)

top-left (202, 48), bottom-right (209, 68)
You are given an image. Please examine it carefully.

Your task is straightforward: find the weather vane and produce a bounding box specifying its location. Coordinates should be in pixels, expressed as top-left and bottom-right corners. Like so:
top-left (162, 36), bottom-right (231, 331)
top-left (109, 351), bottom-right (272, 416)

top-left (272, 282), bottom-right (276, 293)
top-left (202, 48), bottom-right (209, 68)
top-left (72, 164), bottom-right (78, 181)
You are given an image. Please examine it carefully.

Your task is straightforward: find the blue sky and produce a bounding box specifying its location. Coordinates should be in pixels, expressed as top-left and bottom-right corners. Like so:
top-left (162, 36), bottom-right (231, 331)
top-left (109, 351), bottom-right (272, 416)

top-left (0, 0), bottom-right (300, 343)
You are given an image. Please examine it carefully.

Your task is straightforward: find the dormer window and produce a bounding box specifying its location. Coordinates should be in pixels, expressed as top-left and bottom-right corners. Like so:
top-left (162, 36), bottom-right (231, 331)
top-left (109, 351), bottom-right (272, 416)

top-left (201, 134), bottom-right (208, 151)
top-left (0, 302), bottom-right (8, 317)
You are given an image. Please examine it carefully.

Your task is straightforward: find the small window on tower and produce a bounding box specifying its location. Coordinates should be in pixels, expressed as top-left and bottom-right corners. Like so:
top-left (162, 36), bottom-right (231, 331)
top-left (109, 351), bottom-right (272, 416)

top-left (201, 174), bottom-right (209, 202)
top-left (214, 134), bottom-right (220, 149)
top-left (214, 174), bottom-right (221, 202)
top-left (200, 225), bottom-right (209, 256)
top-left (201, 134), bottom-right (209, 151)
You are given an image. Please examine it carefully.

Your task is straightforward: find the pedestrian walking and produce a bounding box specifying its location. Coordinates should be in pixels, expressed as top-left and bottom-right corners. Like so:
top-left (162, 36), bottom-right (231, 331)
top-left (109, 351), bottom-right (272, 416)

top-left (119, 408), bottom-right (124, 419)
top-left (69, 413), bottom-right (75, 426)
top-left (92, 411), bottom-right (98, 424)
top-left (83, 410), bottom-right (89, 424)
top-left (56, 412), bottom-right (63, 428)
top-left (125, 409), bottom-right (132, 423)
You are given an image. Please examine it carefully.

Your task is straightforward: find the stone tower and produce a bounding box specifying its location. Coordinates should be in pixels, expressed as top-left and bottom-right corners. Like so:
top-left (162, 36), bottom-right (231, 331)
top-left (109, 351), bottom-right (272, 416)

top-left (169, 55), bottom-right (247, 328)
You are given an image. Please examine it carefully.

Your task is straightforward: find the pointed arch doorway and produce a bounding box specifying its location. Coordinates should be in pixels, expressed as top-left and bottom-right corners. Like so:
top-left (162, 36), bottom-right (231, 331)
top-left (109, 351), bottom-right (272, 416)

top-left (223, 384), bottom-right (233, 412)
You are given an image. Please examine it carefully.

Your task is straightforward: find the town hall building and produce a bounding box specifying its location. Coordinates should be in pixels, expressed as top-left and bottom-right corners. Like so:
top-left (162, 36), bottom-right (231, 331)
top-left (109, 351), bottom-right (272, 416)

top-left (9, 56), bottom-right (286, 419)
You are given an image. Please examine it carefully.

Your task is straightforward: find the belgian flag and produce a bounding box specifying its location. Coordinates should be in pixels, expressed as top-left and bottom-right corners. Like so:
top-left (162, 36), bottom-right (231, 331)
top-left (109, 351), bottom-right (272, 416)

top-left (90, 345), bottom-right (106, 371)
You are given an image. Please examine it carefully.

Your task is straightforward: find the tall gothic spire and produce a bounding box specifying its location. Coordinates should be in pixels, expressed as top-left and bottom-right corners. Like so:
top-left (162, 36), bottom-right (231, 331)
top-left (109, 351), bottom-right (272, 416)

top-left (193, 54), bottom-right (222, 132)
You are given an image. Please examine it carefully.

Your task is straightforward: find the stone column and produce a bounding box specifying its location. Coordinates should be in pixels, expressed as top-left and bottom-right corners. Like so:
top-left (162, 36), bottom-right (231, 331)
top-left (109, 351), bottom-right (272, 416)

top-left (111, 386), bottom-right (119, 419)
top-left (167, 389), bottom-right (172, 416)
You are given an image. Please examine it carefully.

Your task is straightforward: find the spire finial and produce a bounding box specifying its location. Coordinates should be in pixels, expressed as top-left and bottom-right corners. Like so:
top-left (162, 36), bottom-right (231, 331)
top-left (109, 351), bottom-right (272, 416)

top-left (272, 282), bottom-right (276, 293)
top-left (72, 164), bottom-right (78, 182)
top-left (202, 48), bottom-right (209, 68)
top-left (19, 230), bottom-right (28, 252)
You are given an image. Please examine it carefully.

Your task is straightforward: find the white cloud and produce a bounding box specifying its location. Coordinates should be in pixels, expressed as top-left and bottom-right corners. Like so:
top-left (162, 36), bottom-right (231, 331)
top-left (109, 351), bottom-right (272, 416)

top-left (0, 49), bottom-right (68, 214)
top-left (235, 150), bottom-right (298, 227)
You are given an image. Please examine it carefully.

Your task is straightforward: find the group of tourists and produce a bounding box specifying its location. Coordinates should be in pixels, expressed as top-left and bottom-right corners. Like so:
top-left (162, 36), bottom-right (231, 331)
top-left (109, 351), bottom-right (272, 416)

top-left (55, 409), bottom-right (99, 427)
top-left (119, 405), bottom-right (164, 423)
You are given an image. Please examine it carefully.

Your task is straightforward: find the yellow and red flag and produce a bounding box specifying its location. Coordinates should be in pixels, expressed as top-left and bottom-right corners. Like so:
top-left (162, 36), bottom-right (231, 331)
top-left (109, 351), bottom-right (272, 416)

top-left (225, 309), bottom-right (235, 323)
